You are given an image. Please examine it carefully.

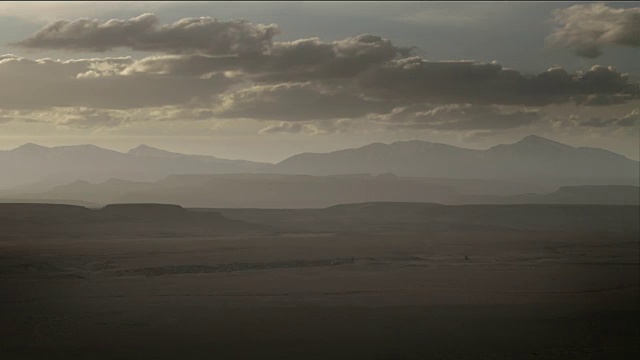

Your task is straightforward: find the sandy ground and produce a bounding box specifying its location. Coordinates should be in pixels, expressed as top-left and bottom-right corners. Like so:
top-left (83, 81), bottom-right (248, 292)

top-left (1, 231), bottom-right (638, 359)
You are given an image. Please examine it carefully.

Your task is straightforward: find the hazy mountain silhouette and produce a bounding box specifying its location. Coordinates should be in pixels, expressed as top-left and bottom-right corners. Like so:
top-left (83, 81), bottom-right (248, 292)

top-left (272, 135), bottom-right (639, 182)
top-left (5, 173), bottom-right (637, 208)
top-left (10, 174), bottom-right (456, 208)
top-left (1, 136), bottom-right (638, 192)
top-left (462, 185), bottom-right (640, 206)
top-left (0, 143), bottom-right (269, 190)
top-left (498, 185), bottom-right (640, 205)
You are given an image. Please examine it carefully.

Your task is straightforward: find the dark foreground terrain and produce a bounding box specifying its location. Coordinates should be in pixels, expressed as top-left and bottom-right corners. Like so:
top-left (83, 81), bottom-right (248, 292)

top-left (1, 203), bottom-right (638, 359)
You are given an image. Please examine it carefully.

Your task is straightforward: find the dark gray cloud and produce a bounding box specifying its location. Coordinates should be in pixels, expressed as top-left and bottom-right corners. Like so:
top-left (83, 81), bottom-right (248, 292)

top-left (369, 104), bottom-right (541, 131)
top-left (546, 3), bottom-right (640, 58)
top-left (216, 82), bottom-right (397, 121)
top-left (357, 60), bottom-right (639, 106)
top-left (122, 34), bottom-right (413, 82)
top-left (578, 109), bottom-right (640, 128)
top-left (12, 13), bottom-right (280, 55)
top-left (255, 35), bottom-right (413, 82)
top-left (3, 13), bottom-right (639, 136)
top-left (122, 47), bottom-right (639, 110)
top-left (0, 55), bottom-right (236, 110)
top-left (571, 93), bottom-right (634, 106)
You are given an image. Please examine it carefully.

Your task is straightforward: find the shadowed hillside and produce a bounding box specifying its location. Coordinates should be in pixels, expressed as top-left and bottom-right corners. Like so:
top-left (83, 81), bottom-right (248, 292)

top-left (0, 203), bottom-right (268, 239)
top-left (212, 202), bottom-right (640, 234)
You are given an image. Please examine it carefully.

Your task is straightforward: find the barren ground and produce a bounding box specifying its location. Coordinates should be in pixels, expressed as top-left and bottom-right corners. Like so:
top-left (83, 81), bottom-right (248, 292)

top-left (1, 227), bottom-right (638, 359)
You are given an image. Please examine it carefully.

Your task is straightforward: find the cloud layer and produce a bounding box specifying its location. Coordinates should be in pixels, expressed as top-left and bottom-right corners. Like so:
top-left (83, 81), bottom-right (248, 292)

top-left (12, 13), bottom-right (280, 55)
top-left (578, 109), bottom-right (640, 128)
top-left (369, 104), bottom-right (542, 131)
top-left (2, 11), bottom-right (639, 136)
top-left (0, 55), bottom-right (236, 110)
top-left (546, 3), bottom-right (640, 58)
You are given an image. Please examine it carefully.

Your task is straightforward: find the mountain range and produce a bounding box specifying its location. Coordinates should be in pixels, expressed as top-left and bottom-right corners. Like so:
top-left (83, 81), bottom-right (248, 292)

top-left (3, 173), bottom-right (637, 208)
top-left (0, 143), bottom-right (268, 191)
top-left (271, 135), bottom-right (639, 181)
top-left (0, 136), bottom-right (638, 199)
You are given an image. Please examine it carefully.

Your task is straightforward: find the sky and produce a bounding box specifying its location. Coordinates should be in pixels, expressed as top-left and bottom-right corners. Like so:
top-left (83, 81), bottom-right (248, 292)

top-left (0, 1), bottom-right (638, 162)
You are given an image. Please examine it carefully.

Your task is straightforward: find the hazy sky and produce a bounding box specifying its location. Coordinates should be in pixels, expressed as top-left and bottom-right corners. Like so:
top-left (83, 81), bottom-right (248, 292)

top-left (0, 1), bottom-right (638, 162)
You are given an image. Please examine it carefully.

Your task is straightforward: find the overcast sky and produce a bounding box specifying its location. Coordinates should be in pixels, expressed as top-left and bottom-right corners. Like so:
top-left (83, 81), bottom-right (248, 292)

top-left (0, 1), bottom-right (638, 162)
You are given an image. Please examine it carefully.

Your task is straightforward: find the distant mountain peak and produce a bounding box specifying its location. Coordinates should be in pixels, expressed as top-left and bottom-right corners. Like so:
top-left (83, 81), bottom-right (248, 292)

top-left (128, 144), bottom-right (182, 158)
top-left (353, 140), bottom-right (457, 153)
top-left (392, 139), bottom-right (434, 146)
top-left (129, 144), bottom-right (156, 151)
top-left (13, 143), bottom-right (49, 152)
top-left (514, 135), bottom-right (571, 148)
top-left (54, 144), bottom-right (106, 152)
top-left (521, 135), bottom-right (546, 141)
top-left (487, 135), bottom-right (573, 153)
top-left (129, 144), bottom-right (161, 152)
top-left (360, 142), bottom-right (389, 150)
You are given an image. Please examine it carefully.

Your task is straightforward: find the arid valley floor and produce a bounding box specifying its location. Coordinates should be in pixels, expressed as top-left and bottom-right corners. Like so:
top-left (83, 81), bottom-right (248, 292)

top-left (1, 203), bottom-right (638, 359)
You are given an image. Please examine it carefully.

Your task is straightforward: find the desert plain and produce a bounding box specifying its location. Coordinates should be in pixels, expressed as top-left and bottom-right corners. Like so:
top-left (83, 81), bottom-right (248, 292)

top-left (0, 203), bottom-right (638, 359)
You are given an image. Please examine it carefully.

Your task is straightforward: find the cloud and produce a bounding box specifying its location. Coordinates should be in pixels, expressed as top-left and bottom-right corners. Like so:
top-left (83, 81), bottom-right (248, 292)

top-left (0, 105), bottom-right (221, 129)
top-left (579, 109), bottom-right (640, 128)
top-left (258, 119), bottom-right (353, 135)
top-left (3, 13), bottom-right (639, 137)
top-left (55, 106), bottom-right (219, 128)
top-left (120, 34), bottom-right (412, 82)
top-left (303, 119), bottom-right (355, 135)
top-left (546, 3), bottom-right (640, 58)
top-left (216, 82), bottom-right (396, 121)
top-left (2, 52), bottom-right (637, 131)
top-left (0, 107), bottom-right (124, 128)
top-left (258, 122), bottom-right (303, 134)
top-left (54, 108), bottom-right (126, 129)
top-left (1, 107), bottom-right (131, 128)
top-left (618, 109), bottom-right (640, 126)
top-left (369, 104), bottom-right (542, 131)
top-left (256, 35), bottom-right (413, 83)
top-left (552, 108), bottom-right (640, 130)
top-left (121, 52), bottom-right (640, 113)
top-left (0, 55), bottom-right (236, 110)
top-left (357, 60), bottom-right (639, 106)
top-left (571, 94), bottom-right (634, 106)
top-left (12, 13), bottom-right (280, 55)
